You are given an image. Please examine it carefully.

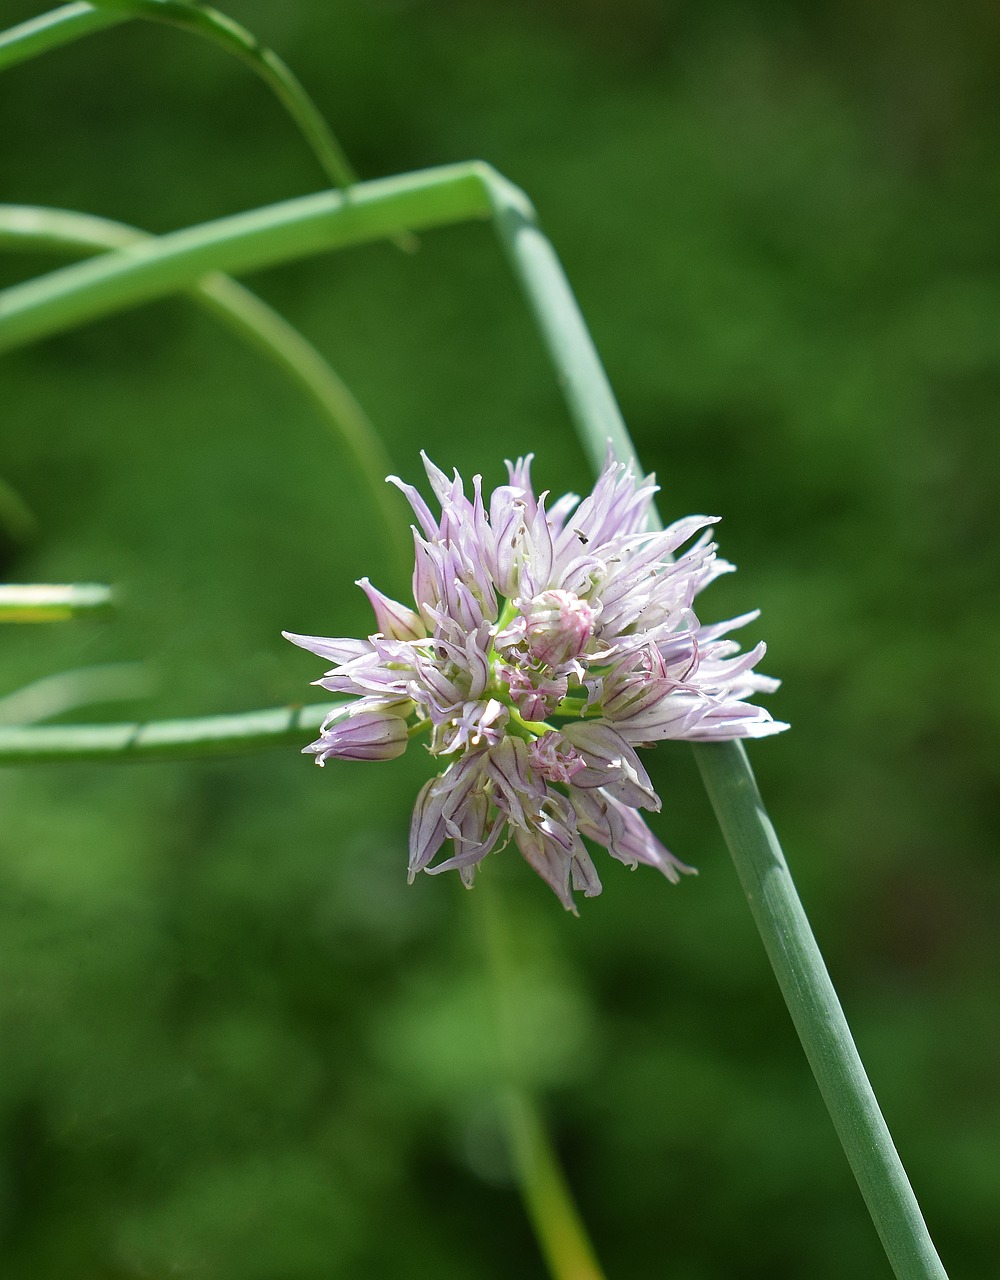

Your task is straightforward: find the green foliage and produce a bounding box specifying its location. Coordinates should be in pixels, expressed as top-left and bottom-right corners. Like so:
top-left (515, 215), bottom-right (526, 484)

top-left (1, 0), bottom-right (998, 1276)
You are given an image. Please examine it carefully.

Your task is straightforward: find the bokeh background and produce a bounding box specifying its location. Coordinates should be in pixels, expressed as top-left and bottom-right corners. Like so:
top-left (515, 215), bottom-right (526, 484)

top-left (2, 1), bottom-right (999, 1276)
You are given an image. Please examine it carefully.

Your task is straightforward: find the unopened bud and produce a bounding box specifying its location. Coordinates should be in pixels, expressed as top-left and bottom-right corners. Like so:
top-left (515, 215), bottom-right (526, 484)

top-left (525, 589), bottom-right (594, 667)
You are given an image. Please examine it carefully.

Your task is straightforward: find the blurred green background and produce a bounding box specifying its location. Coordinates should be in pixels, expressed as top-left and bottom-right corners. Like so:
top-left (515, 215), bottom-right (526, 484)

top-left (2, 1), bottom-right (999, 1276)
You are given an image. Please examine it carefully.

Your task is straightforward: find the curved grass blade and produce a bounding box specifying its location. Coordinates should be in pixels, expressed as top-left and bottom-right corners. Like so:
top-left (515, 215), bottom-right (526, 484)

top-left (0, 699), bottom-right (342, 764)
top-left (0, 2), bottom-right (357, 192)
top-left (89, 0), bottom-right (359, 190)
top-left (0, 204), bottom-right (409, 574)
top-left (0, 582), bottom-right (112, 622)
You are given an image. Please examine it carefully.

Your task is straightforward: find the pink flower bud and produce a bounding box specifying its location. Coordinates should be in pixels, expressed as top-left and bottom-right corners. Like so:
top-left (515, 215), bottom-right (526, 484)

top-left (524, 589), bottom-right (594, 667)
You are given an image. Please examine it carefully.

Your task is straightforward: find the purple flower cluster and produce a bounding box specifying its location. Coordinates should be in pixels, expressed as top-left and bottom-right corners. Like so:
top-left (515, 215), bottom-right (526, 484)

top-left (286, 452), bottom-right (786, 911)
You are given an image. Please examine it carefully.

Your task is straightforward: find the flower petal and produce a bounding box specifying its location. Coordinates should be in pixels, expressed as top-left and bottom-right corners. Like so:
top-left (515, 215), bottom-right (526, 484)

top-left (356, 578), bottom-right (426, 640)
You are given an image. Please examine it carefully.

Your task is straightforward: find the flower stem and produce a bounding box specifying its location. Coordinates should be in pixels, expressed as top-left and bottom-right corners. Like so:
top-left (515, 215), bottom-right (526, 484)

top-left (481, 166), bottom-right (952, 1280)
top-left (476, 876), bottom-right (606, 1280)
top-left (693, 740), bottom-right (948, 1280)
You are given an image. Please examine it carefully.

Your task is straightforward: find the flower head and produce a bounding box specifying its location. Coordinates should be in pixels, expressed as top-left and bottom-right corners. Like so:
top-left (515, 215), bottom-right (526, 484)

top-left (285, 451), bottom-right (787, 911)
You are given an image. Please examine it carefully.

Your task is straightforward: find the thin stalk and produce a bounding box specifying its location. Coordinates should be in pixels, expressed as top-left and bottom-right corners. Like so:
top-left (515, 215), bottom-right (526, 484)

top-left (480, 173), bottom-right (949, 1280)
top-left (693, 741), bottom-right (947, 1279)
top-left (502, 1091), bottom-right (604, 1280)
top-left (483, 174), bottom-right (640, 478)
top-left (479, 170), bottom-right (948, 1277)
top-left (0, 2), bottom-right (357, 191)
top-left (476, 876), bottom-right (606, 1280)
top-left (0, 700), bottom-right (342, 764)
top-left (494, 183), bottom-right (947, 1275)
top-left (0, 582), bottom-right (112, 621)
top-left (0, 205), bottom-right (409, 575)
top-left (89, 0), bottom-right (359, 190)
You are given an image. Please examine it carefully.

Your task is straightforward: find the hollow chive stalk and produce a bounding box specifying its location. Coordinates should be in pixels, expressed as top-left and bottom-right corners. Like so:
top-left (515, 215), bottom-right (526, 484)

top-left (693, 740), bottom-right (948, 1279)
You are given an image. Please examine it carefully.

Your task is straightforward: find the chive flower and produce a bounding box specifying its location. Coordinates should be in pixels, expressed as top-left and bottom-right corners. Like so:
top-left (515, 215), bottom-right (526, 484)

top-left (285, 452), bottom-right (786, 910)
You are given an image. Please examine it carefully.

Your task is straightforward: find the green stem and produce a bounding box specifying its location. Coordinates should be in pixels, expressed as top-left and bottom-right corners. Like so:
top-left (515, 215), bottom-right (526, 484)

top-left (483, 174), bottom-right (640, 478)
top-left (0, 582), bottom-right (112, 621)
top-left (483, 171), bottom-right (947, 1277)
top-left (93, 0), bottom-right (358, 189)
top-left (476, 875), bottom-right (606, 1280)
top-left (501, 188), bottom-right (948, 1275)
top-left (483, 173), bottom-right (950, 1280)
top-left (0, 2), bottom-right (357, 190)
top-left (0, 205), bottom-right (408, 575)
top-left (0, 700), bottom-right (342, 764)
top-left (693, 741), bottom-right (947, 1279)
